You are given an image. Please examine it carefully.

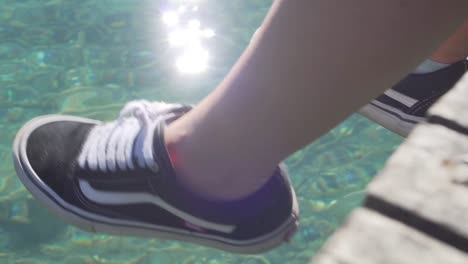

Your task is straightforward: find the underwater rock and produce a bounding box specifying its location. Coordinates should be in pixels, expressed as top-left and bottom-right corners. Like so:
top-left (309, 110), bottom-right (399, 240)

top-left (28, 47), bottom-right (83, 67)
top-left (0, 198), bottom-right (67, 249)
top-left (7, 107), bottom-right (24, 122)
top-left (0, 42), bottom-right (26, 60)
top-left (27, 71), bottom-right (61, 91)
top-left (0, 87), bottom-right (14, 102)
top-left (0, 62), bottom-right (27, 83)
top-left (104, 12), bottom-right (132, 30)
top-left (0, 24), bottom-right (19, 41)
top-left (20, 27), bottom-right (57, 45)
top-left (60, 67), bottom-right (94, 88)
top-left (329, 190), bottom-right (366, 223)
top-left (124, 49), bottom-right (157, 68)
top-left (12, 5), bottom-right (61, 26)
top-left (70, 4), bottom-right (101, 26)
top-left (0, 6), bottom-right (14, 21)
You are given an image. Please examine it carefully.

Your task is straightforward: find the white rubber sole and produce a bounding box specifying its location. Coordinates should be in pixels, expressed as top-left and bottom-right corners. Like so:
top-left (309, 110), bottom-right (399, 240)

top-left (12, 115), bottom-right (299, 254)
top-left (359, 104), bottom-right (420, 137)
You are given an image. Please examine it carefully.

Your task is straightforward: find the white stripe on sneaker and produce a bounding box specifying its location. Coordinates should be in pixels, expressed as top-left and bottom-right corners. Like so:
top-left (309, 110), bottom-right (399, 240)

top-left (370, 100), bottom-right (426, 123)
top-left (383, 89), bottom-right (418, 107)
top-left (78, 179), bottom-right (236, 234)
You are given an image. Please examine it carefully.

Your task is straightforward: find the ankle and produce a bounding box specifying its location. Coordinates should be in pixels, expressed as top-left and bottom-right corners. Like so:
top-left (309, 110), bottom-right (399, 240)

top-left (164, 121), bottom-right (274, 202)
top-left (430, 54), bottom-right (466, 64)
top-left (164, 121), bottom-right (189, 170)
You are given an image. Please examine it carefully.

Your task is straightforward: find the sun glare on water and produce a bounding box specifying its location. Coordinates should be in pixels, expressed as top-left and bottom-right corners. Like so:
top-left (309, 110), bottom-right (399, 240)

top-left (161, 1), bottom-right (215, 74)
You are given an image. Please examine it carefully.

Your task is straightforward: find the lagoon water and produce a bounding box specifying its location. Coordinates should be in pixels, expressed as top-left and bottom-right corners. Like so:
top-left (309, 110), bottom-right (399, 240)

top-left (0, 1), bottom-right (402, 263)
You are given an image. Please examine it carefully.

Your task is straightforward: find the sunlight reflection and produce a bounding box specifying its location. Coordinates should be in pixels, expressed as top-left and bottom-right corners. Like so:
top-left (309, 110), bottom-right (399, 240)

top-left (160, 1), bottom-right (215, 74)
top-left (168, 29), bottom-right (197, 47)
top-left (176, 43), bottom-right (208, 74)
top-left (187, 19), bottom-right (200, 29)
top-left (161, 11), bottom-right (179, 26)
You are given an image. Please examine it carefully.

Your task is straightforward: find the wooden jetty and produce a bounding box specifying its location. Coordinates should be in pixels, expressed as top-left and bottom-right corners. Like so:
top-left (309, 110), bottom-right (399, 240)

top-left (312, 72), bottom-right (468, 264)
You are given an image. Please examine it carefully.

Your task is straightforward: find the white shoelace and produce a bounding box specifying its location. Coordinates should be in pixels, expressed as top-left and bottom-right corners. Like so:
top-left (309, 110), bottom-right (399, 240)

top-left (78, 100), bottom-right (181, 173)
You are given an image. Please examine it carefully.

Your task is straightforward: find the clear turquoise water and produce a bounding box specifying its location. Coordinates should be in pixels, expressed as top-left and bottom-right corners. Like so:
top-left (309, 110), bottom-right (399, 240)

top-left (0, 1), bottom-right (402, 263)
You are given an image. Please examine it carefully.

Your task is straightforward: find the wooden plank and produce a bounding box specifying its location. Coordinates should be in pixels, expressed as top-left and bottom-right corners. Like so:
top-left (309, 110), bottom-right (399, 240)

top-left (428, 72), bottom-right (468, 129)
top-left (312, 74), bottom-right (468, 263)
top-left (366, 123), bottom-right (468, 241)
top-left (312, 208), bottom-right (468, 264)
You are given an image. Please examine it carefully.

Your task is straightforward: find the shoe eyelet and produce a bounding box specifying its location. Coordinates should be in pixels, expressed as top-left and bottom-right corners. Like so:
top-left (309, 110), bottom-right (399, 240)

top-left (149, 163), bottom-right (159, 173)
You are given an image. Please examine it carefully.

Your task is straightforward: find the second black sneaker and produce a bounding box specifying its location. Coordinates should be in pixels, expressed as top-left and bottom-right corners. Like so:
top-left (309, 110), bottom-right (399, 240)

top-left (360, 59), bottom-right (467, 137)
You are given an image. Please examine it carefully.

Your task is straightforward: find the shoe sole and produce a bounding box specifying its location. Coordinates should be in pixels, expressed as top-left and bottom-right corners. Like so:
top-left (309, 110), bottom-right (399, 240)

top-left (12, 115), bottom-right (299, 254)
top-left (359, 103), bottom-right (424, 137)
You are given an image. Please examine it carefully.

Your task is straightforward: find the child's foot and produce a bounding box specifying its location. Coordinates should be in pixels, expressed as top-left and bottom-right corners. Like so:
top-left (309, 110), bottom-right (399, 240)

top-left (12, 100), bottom-right (299, 253)
top-left (360, 59), bottom-right (467, 136)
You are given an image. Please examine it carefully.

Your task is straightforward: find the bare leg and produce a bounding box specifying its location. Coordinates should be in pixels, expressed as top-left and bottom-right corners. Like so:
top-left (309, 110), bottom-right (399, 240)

top-left (431, 20), bottom-right (468, 63)
top-left (165, 0), bottom-right (468, 201)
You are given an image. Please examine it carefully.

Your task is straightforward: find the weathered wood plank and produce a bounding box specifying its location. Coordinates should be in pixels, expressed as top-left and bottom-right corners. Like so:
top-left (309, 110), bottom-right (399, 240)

top-left (366, 123), bottom-right (468, 241)
top-left (429, 72), bottom-right (468, 129)
top-left (312, 209), bottom-right (468, 264)
top-left (312, 74), bottom-right (468, 263)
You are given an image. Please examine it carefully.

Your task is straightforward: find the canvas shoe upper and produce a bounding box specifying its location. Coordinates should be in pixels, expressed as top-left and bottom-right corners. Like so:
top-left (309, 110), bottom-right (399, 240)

top-left (13, 100), bottom-right (299, 253)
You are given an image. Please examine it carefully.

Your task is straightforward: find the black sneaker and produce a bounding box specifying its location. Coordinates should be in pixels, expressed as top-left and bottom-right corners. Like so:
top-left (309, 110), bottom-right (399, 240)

top-left (359, 59), bottom-right (467, 137)
top-left (12, 100), bottom-right (299, 254)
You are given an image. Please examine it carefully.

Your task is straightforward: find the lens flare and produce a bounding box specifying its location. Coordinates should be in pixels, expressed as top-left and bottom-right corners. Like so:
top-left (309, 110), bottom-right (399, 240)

top-left (161, 11), bottom-right (179, 26)
top-left (187, 19), bottom-right (200, 29)
top-left (202, 28), bottom-right (215, 38)
top-left (176, 44), bottom-right (208, 74)
top-left (160, 1), bottom-right (215, 74)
